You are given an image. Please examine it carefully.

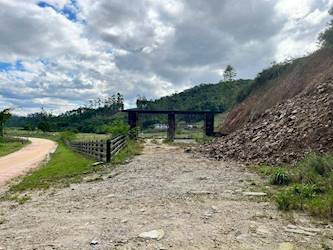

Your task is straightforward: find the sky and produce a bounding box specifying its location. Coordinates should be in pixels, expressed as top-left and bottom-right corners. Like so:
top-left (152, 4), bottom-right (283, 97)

top-left (0, 0), bottom-right (332, 115)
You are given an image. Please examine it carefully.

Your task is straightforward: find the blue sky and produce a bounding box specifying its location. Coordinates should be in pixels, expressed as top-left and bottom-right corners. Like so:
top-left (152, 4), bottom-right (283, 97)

top-left (0, 0), bottom-right (332, 115)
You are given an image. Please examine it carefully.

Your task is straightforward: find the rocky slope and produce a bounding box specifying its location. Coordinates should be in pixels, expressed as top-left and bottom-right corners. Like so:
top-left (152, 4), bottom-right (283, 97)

top-left (199, 79), bottom-right (333, 165)
top-left (221, 48), bottom-right (333, 134)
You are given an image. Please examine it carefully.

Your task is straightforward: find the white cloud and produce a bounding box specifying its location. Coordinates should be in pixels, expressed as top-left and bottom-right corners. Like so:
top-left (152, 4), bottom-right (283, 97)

top-left (0, 0), bottom-right (332, 115)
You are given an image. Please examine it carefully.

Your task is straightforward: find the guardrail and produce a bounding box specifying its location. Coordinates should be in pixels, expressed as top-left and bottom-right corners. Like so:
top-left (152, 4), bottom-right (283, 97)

top-left (68, 135), bottom-right (127, 162)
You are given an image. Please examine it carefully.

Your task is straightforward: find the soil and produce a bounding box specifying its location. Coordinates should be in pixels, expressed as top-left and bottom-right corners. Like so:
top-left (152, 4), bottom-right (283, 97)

top-left (0, 138), bottom-right (57, 186)
top-left (0, 141), bottom-right (332, 250)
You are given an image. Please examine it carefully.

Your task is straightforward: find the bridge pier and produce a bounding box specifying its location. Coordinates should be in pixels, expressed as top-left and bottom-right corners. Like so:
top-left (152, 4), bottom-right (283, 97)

top-left (167, 113), bottom-right (176, 141)
top-left (125, 109), bottom-right (220, 140)
top-left (128, 111), bottom-right (138, 138)
top-left (204, 112), bottom-right (214, 136)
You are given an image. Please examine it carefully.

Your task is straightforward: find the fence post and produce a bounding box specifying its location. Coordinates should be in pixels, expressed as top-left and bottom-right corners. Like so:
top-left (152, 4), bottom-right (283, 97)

top-left (106, 139), bottom-right (111, 162)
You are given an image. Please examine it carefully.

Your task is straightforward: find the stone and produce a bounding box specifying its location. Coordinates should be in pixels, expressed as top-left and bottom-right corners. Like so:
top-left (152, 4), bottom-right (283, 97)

top-left (285, 228), bottom-right (316, 236)
top-left (138, 229), bottom-right (165, 240)
top-left (242, 192), bottom-right (267, 196)
top-left (90, 240), bottom-right (99, 245)
top-left (184, 147), bottom-right (192, 153)
top-left (197, 79), bottom-right (333, 165)
top-left (92, 162), bottom-right (103, 166)
top-left (278, 242), bottom-right (295, 250)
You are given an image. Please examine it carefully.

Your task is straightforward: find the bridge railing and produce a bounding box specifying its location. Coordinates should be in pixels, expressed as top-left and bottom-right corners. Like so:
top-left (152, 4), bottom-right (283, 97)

top-left (67, 135), bottom-right (127, 162)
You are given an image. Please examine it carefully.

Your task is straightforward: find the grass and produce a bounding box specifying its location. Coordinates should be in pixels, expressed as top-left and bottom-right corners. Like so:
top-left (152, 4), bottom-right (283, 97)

top-left (112, 140), bottom-right (143, 165)
top-left (0, 137), bottom-right (30, 157)
top-left (253, 154), bottom-right (333, 219)
top-left (9, 142), bottom-right (94, 192)
top-left (4, 128), bottom-right (143, 204)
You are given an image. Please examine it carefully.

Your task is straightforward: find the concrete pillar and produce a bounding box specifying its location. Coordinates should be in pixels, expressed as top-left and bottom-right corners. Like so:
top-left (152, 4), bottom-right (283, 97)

top-left (167, 113), bottom-right (176, 141)
top-left (128, 111), bottom-right (138, 138)
top-left (204, 113), bottom-right (214, 136)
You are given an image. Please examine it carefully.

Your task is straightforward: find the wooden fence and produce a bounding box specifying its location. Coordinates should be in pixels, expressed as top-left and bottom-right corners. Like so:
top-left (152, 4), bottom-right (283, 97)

top-left (68, 135), bottom-right (127, 162)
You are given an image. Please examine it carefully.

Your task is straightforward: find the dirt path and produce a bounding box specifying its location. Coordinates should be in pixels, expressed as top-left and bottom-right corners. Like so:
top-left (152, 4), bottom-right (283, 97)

top-left (0, 141), bottom-right (331, 249)
top-left (0, 138), bottom-right (57, 186)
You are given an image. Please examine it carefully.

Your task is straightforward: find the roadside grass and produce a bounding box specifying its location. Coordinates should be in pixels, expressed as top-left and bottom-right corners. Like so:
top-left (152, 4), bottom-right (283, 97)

top-left (0, 137), bottom-right (30, 157)
top-left (252, 154), bottom-right (333, 219)
top-left (9, 142), bottom-right (94, 192)
top-left (3, 129), bottom-right (143, 204)
top-left (112, 140), bottom-right (143, 165)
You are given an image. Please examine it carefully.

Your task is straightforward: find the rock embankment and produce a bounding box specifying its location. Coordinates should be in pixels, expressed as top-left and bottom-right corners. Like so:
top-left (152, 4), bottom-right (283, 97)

top-left (199, 79), bottom-right (333, 165)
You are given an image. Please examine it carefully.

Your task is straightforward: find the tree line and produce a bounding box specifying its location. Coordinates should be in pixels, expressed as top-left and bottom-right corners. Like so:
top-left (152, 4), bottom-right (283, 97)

top-left (7, 93), bottom-right (126, 133)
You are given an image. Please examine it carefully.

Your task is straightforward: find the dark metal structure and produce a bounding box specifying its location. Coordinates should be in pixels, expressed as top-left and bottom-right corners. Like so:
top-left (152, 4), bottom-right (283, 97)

top-left (122, 109), bottom-right (223, 141)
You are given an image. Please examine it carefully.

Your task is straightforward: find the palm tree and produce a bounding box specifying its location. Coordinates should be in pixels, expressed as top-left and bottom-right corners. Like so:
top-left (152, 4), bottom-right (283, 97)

top-left (0, 108), bottom-right (12, 138)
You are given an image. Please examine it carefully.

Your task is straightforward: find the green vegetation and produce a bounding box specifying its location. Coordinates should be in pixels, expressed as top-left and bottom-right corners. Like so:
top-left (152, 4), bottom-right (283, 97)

top-left (0, 108), bottom-right (12, 138)
top-left (96, 119), bottom-right (129, 136)
top-left (223, 65), bottom-right (237, 82)
top-left (7, 94), bottom-right (126, 133)
top-left (5, 126), bottom-right (141, 193)
top-left (319, 7), bottom-right (333, 47)
top-left (193, 134), bottom-right (214, 144)
top-left (9, 142), bottom-right (94, 191)
top-left (112, 140), bottom-right (143, 165)
top-left (270, 168), bottom-right (291, 186)
top-left (136, 79), bottom-right (253, 125)
top-left (254, 154), bottom-right (333, 219)
top-left (0, 137), bottom-right (30, 157)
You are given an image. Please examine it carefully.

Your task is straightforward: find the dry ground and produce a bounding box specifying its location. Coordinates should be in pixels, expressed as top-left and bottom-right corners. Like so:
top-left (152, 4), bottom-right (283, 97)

top-left (0, 141), bottom-right (332, 250)
top-left (0, 138), bottom-right (57, 186)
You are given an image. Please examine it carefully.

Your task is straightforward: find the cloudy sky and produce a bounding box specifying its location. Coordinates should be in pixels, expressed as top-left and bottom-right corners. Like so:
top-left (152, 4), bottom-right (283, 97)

top-left (0, 0), bottom-right (332, 115)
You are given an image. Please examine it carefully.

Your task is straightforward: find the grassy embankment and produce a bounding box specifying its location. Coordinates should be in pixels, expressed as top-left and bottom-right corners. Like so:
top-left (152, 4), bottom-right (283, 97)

top-left (0, 137), bottom-right (30, 157)
top-left (4, 128), bottom-right (142, 193)
top-left (253, 154), bottom-right (333, 219)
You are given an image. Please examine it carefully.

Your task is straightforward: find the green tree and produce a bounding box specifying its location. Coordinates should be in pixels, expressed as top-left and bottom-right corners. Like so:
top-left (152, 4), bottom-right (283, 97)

top-left (319, 7), bottom-right (333, 47)
top-left (0, 108), bottom-right (12, 138)
top-left (223, 65), bottom-right (237, 81)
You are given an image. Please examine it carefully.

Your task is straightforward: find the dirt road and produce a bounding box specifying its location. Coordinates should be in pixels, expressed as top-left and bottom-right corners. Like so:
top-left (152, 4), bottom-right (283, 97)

top-left (0, 138), bottom-right (57, 186)
top-left (0, 141), bottom-right (331, 249)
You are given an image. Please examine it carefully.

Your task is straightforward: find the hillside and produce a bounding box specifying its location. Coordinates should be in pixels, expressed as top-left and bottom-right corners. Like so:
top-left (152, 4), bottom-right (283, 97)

top-left (199, 47), bottom-right (333, 165)
top-left (220, 48), bottom-right (333, 134)
top-left (200, 79), bottom-right (333, 165)
top-left (141, 79), bottom-right (252, 112)
top-left (137, 79), bottom-right (253, 126)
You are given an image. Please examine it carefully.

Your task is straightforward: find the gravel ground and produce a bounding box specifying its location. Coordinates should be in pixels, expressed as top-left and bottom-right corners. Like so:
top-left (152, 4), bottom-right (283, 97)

top-left (0, 141), bottom-right (332, 250)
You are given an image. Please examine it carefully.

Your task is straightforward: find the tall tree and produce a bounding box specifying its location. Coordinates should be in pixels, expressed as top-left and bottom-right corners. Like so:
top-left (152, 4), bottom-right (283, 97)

top-left (319, 7), bottom-right (333, 47)
top-left (0, 108), bottom-right (12, 138)
top-left (223, 65), bottom-right (237, 82)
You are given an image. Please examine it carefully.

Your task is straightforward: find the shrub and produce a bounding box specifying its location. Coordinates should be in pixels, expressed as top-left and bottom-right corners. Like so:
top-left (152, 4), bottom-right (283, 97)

top-left (59, 130), bottom-right (77, 142)
top-left (307, 192), bottom-right (333, 219)
top-left (270, 169), bottom-right (291, 186)
top-left (106, 120), bottom-right (129, 136)
top-left (275, 190), bottom-right (294, 210)
top-left (291, 184), bottom-right (318, 209)
top-left (295, 154), bottom-right (333, 184)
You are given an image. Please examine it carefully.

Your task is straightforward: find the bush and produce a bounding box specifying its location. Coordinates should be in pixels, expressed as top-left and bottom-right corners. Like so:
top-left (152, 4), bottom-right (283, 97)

top-left (307, 192), bottom-right (333, 218)
top-left (106, 120), bottom-right (129, 136)
top-left (259, 154), bottom-right (333, 219)
top-left (270, 169), bottom-right (291, 186)
top-left (295, 154), bottom-right (333, 184)
top-left (275, 190), bottom-right (294, 211)
top-left (319, 7), bottom-right (333, 47)
top-left (59, 130), bottom-right (77, 142)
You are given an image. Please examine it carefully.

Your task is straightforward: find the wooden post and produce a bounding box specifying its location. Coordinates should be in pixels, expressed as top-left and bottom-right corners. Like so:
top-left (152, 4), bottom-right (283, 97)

top-left (106, 139), bottom-right (111, 162)
top-left (167, 113), bottom-right (176, 141)
top-left (204, 112), bottom-right (214, 136)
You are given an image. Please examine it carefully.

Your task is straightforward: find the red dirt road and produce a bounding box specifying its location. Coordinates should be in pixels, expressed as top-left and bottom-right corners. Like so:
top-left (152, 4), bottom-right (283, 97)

top-left (0, 138), bottom-right (57, 186)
